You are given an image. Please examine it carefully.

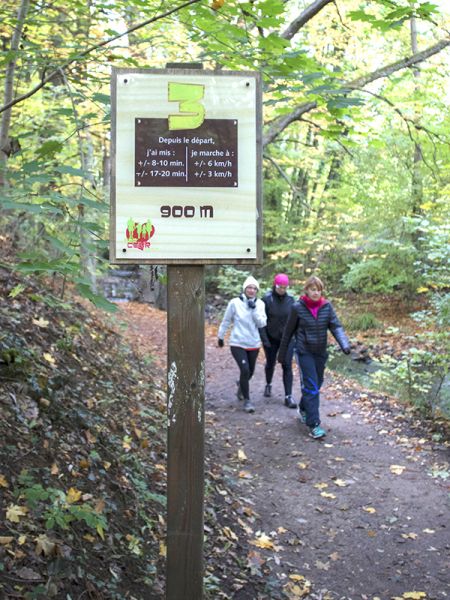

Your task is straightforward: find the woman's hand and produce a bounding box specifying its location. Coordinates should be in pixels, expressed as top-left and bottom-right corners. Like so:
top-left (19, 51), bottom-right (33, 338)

top-left (218, 338), bottom-right (224, 348)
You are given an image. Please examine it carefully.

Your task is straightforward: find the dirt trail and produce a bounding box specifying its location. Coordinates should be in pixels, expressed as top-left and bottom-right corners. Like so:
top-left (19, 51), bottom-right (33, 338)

top-left (119, 303), bottom-right (450, 600)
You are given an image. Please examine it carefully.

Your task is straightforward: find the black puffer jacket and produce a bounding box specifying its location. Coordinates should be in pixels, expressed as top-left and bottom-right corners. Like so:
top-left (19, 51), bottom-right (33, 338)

top-left (278, 299), bottom-right (350, 361)
top-left (262, 289), bottom-right (295, 341)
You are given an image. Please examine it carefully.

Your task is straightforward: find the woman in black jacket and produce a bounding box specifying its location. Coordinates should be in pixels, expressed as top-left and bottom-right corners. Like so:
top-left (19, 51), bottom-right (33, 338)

top-left (278, 276), bottom-right (351, 439)
top-left (262, 273), bottom-right (296, 408)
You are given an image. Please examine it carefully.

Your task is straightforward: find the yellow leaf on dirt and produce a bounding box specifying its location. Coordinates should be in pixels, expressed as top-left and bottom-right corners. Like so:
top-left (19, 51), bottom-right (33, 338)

top-left (289, 574), bottom-right (307, 582)
top-left (297, 462), bottom-right (308, 470)
top-left (367, 530), bottom-right (377, 537)
top-left (329, 551), bottom-right (340, 561)
top-left (0, 474), bottom-right (9, 488)
top-left (43, 352), bottom-right (56, 365)
top-left (363, 507), bottom-right (377, 513)
top-left (85, 430), bottom-right (97, 444)
top-left (6, 504), bottom-right (28, 523)
top-left (96, 524), bottom-right (105, 540)
top-left (35, 534), bottom-right (56, 557)
top-left (402, 532), bottom-right (418, 540)
top-left (251, 533), bottom-right (274, 550)
top-left (277, 526), bottom-right (287, 534)
top-left (159, 541), bottom-right (167, 556)
top-left (422, 529), bottom-right (435, 534)
top-left (403, 593), bottom-right (427, 599)
top-left (390, 465), bottom-right (406, 475)
top-left (103, 461), bottom-right (111, 470)
top-left (66, 487), bottom-right (82, 504)
top-left (134, 427), bottom-right (142, 439)
top-left (0, 537), bottom-right (14, 545)
top-left (79, 459), bottom-right (90, 469)
top-left (18, 535), bottom-right (26, 545)
top-left (237, 449), bottom-right (247, 461)
top-left (140, 438), bottom-right (149, 449)
top-left (321, 492), bottom-right (336, 499)
top-left (238, 470), bottom-right (253, 479)
top-left (333, 479), bottom-right (347, 487)
top-left (222, 526), bottom-right (238, 541)
top-left (50, 463), bottom-right (59, 475)
top-left (95, 499), bottom-right (106, 514)
top-left (83, 534), bottom-right (95, 542)
top-left (314, 482), bottom-right (328, 489)
top-left (33, 317), bottom-right (49, 328)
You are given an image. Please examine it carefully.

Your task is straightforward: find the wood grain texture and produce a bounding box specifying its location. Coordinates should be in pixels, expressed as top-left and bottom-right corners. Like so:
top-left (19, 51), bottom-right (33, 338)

top-left (166, 265), bottom-right (205, 599)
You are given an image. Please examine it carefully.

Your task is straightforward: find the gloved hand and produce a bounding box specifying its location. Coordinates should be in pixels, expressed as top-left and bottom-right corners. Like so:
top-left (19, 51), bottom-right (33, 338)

top-left (247, 298), bottom-right (256, 309)
top-left (218, 338), bottom-right (224, 348)
top-left (342, 346), bottom-right (351, 355)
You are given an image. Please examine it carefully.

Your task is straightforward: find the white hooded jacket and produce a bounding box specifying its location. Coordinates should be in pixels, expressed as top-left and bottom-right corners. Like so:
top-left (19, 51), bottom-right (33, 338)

top-left (218, 277), bottom-right (267, 349)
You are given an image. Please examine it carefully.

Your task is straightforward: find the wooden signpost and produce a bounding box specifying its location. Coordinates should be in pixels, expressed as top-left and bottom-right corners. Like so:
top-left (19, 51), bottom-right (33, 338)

top-left (110, 67), bottom-right (262, 599)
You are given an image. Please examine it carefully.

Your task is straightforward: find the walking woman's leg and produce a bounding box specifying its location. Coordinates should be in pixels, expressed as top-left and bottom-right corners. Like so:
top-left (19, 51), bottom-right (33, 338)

top-left (264, 341), bottom-right (278, 385)
top-left (296, 353), bottom-right (321, 427)
top-left (230, 346), bottom-right (251, 398)
top-left (282, 339), bottom-right (295, 397)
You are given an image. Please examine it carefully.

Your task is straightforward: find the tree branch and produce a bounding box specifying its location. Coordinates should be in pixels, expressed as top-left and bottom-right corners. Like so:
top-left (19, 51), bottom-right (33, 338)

top-left (281, 0), bottom-right (334, 39)
top-left (263, 36), bottom-right (450, 146)
top-left (0, 0), bottom-right (202, 115)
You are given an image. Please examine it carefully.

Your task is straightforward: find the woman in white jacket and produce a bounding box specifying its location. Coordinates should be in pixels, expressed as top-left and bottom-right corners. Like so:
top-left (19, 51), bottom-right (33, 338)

top-left (217, 276), bottom-right (267, 413)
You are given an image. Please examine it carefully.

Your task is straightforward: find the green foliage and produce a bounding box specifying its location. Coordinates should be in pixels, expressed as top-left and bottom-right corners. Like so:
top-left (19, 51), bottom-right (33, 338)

top-left (342, 239), bottom-right (419, 295)
top-left (345, 312), bottom-right (381, 331)
top-left (206, 266), bottom-right (251, 297)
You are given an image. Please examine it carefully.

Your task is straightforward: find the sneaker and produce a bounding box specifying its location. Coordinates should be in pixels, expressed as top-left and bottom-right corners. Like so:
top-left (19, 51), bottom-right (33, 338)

top-left (284, 395), bottom-right (297, 409)
top-left (264, 384), bottom-right (272, 397)
top-left (243, 399), bottom-right (255, 413)
top-left (297, 408), bottom-right (307, 424)
top-left (309, 425), bottom-right (326, 439)
top-left (236, 381), bottom-right (244, 402)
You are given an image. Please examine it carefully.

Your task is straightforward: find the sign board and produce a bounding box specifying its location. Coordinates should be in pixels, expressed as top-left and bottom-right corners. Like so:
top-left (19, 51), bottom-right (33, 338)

top-left (110, 68), bottom-right (262, 264)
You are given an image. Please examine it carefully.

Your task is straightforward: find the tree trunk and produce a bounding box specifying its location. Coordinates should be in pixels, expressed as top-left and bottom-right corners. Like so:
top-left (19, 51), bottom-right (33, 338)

top-left (0, 0), bottom-right (30, 186)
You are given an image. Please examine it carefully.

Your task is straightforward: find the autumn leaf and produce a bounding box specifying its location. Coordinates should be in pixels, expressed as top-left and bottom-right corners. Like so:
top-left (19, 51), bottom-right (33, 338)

top-left (321, 492), bottom-right (336, 499)
top-left (363, 506), bottom-right (377, 513)
top-left (35, 534), bottom-right (56, 557)
top-left (402, 532), bottom-right (418, 540)
top-left (333, 479), bottom-right (348, 487)
top-left (422, 528), bottom-right (435, 534)
top-left (297, 462), bottom-right (309, 470)
top-left (314, 482), bottom-right (328, 489)
top-left (33, 317), bottom-right (49, 328)
top-left (222, 526), bottom-right (238, 541)
top-left (402, 593), bottom-right (427, 599)
top-left (43, 352), bottom-right (56, 365)
top-left (0, 474), bottom-right (9, 487)
top-left (66, 487), bottom-right (82, 504)
top-left (237, 449), bottom-right (247, 461)
top-left (251, 533), bottom-right (274, 549)
top-left (159, 541), bottom-right (167, 557)
top-left (0, 536), bottom-right (14, 545)
top-left (238, 470), bottom-right (253, 479)
top-left (6, 504), bottom-right (29, 523)
top-left (390, 465), bottom-right (406, 475)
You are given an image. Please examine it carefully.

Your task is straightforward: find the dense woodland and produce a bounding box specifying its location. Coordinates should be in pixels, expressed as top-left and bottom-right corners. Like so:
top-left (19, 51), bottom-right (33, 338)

top-left (0, 1), bottom-right (449, 598)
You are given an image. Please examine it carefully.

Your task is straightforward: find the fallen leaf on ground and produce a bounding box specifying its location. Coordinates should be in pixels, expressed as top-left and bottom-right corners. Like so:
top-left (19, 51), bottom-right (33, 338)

top-left (0, 537), bottom-right (14, 545)
top-left (251, 533), bottom-right (274, 549)
top-left (333, 479), bottom-right (347, 487)
top-left (402, 532), bottom-right (418, 540)
top-left (422, 528), bottom-right (435, 534)
top-left (35, 534), bottom-right (56, 557)
top-left (66, 487), bottom-right (82, 504)
top-left (238, 449), bottom-right (247, 461)
top-left (0, 474), bottom-right (9, 488)
top-left (222, 526), bottom-right (238, 541)
top-left (363, 506), bottom-right (377, 513)
top-left (390, 465), bottom-right (406, 475)
top-left (314, 482), bottom-right (328, 489)
top-left (6, 504), bottom-right (29, 523)
top-left (321, 492), bottom-right (336, 499)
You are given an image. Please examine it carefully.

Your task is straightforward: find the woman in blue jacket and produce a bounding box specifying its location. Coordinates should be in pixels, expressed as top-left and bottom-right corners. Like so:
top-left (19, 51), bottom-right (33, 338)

top-left (278, 276), bottom-right (351, 439)
top-left (218, 276), bottom-right (267, 414)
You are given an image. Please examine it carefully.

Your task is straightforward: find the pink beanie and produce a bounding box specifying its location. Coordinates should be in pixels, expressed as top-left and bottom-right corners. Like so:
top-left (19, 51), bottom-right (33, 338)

top-left (274, 273), bottom-right (289, 287)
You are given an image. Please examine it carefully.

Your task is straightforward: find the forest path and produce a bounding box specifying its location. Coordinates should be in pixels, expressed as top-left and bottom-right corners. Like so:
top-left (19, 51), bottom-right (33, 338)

top-left (118, 303), bottom-right (449, 600)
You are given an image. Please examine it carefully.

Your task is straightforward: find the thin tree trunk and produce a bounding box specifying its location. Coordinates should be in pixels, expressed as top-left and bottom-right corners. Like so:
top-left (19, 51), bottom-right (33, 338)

top-left (0, 0), bottom-right (30, 186)
top-left (410, 17), bottom-right (423, 222)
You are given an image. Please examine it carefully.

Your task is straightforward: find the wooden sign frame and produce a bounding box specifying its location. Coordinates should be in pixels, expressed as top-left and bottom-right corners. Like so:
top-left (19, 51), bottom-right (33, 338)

top-left (110, 67), bottom-right (262, 265)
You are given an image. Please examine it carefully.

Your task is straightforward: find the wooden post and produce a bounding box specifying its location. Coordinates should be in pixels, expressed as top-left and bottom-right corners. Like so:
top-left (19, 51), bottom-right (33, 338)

top-left (166, 265), bottom-right (205, 600)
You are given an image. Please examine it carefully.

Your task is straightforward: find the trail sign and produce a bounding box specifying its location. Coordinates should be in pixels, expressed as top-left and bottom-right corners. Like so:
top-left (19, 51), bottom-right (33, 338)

top-left (110, 68), bottom-right (262, 264)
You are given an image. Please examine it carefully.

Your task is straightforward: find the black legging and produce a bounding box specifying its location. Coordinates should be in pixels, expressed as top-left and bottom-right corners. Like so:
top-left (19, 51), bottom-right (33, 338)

top-left (263, 337), bottom-right (295, 396)
top-left (230, 346), bottom-right (259, 400)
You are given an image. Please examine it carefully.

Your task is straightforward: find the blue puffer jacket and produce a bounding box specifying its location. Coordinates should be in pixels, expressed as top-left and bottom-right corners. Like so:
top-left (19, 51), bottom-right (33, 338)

top-left (278, 299), bottom-right (350, 360)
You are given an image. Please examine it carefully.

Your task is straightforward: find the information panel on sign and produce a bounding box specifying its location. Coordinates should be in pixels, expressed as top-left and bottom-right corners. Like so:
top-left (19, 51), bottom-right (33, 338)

top-left (110, 68), bottom-right (262, 264)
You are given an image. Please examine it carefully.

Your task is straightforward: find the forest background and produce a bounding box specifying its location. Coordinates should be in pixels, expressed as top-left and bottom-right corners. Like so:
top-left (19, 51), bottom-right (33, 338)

top-left (1, 0), bottom-right (449, 415)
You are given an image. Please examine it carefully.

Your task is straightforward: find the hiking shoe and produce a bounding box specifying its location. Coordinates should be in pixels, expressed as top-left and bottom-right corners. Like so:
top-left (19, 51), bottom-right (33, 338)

top-left (297, 408), bottom-right (307, 424)
top-left (309, 425), bottom-right (326, 439)
top-left (263, 384), bottom-right (272, 397)
top-left (284, 395), bottom-right (297, 409)
top-left (236, 381), bottom-right (244, 402)
top-left (243, 399), bottom-right (255, 413)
